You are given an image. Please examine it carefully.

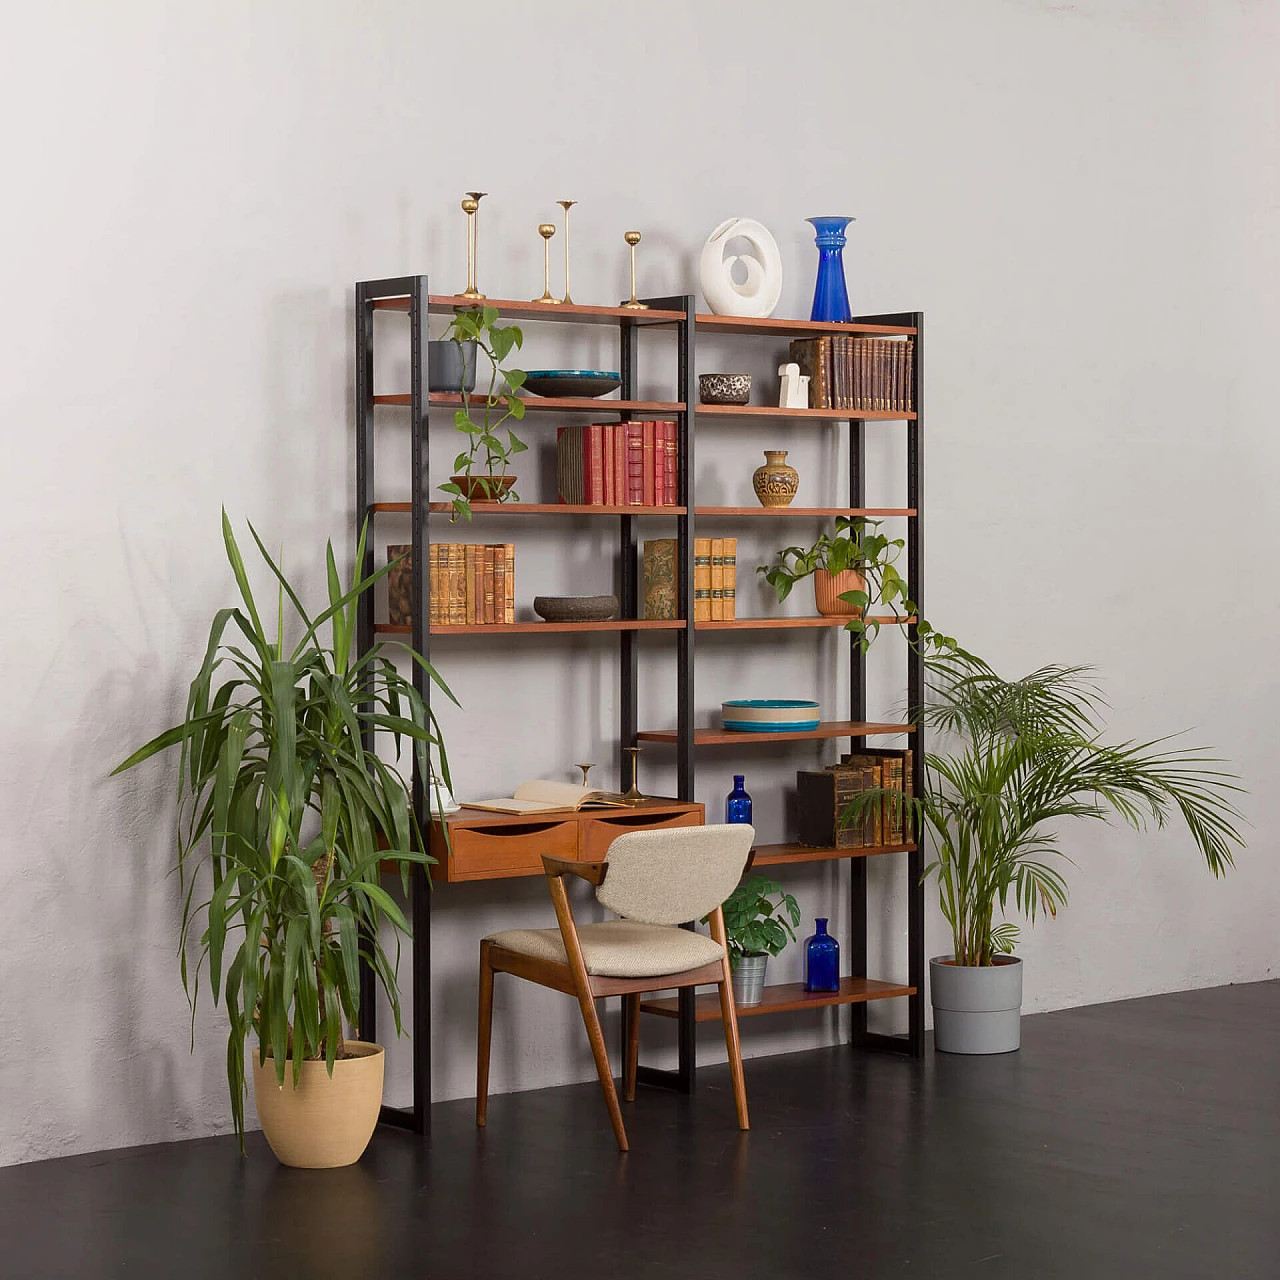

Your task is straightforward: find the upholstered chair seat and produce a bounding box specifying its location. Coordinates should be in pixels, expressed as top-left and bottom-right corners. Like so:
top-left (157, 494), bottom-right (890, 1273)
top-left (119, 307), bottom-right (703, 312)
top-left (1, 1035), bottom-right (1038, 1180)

top-left (486, 920), bottom-right (726, 979)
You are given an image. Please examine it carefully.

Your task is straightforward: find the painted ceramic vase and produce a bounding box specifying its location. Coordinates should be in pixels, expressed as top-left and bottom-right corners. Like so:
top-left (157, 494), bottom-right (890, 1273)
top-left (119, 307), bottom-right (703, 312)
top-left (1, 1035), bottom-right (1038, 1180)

top-left (752, 450), bottom-right (799, 508)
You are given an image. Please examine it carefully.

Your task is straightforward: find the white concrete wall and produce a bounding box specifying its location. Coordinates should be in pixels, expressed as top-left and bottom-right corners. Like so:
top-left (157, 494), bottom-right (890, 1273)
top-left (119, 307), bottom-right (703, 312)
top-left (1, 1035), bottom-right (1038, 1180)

top-left (1, 0), bottom-right (1276, 1165)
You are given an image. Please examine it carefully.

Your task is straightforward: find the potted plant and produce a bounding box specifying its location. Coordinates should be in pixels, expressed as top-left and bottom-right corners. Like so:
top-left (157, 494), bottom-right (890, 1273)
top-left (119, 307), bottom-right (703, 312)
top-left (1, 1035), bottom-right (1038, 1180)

top-left (758, 517), bottom-right (931, 651)
top-left (438, 305), bottom-right (528, 520)
top-left (113, 513), bottom-right (455, 1165)
top-left (707, 876), bottom-right (801, 1005)
top-left (842, 650), bottom-right (1245, 1053)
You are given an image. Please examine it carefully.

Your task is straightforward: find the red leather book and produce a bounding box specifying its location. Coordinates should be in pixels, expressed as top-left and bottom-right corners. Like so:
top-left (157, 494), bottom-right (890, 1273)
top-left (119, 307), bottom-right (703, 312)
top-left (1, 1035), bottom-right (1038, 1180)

top-left (653, 424), bottom-right (665, 507)
top-left (642, 420), bottom-right (655, 507)
top-left (586, 423), bottom-right (604, 505)
top-left (625, 420), bottom-right (644, 505)
top-left (613, 423), bottom-right (625, 506)
top-left (602, 424), bottom-right (615, 506)
top-left (663, 421), bottom-right (677, 505)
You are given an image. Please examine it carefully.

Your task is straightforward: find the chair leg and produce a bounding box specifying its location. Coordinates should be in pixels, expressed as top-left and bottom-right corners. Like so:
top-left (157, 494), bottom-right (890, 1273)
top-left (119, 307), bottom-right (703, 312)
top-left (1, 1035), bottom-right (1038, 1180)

top-left (574, 986), bottom-right (629, 1151)
top-left (707, 906), bottom-right (749, 1131)
top-left (476, 939), bottom-right (495, 1128)
top-left (623, 993), bottom-right (640, 1102)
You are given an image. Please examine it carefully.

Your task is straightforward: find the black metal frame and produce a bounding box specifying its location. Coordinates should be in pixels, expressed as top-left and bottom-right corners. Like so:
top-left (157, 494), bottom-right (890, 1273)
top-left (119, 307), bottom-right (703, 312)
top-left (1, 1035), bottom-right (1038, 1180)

top-left (353, 282), bottom-right (926, 1133)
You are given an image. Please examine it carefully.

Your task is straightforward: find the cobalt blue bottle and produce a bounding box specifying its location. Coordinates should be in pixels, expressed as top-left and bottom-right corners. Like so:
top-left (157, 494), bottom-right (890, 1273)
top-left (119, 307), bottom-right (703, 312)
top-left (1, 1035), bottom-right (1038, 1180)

top-left (804, 918), bottom-right (840, 992)
top-left (725, 775), bottom-right (752, 825)
top-left (806, 216), bottom-right (854, 322)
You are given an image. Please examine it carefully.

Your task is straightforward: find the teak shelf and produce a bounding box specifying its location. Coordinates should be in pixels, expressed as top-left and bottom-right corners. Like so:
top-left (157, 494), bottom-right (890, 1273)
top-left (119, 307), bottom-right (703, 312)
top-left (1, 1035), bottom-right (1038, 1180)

top-left (354, 275), bottom-right (925, 1135)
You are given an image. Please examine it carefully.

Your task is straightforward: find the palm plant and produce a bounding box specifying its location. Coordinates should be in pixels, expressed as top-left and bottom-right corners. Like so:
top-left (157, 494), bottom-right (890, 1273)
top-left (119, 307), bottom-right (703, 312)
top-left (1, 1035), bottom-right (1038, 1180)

top-left (844, 651), bottom-right (1245, 966)
top-left (113, 513), bottom-right (455, 1145)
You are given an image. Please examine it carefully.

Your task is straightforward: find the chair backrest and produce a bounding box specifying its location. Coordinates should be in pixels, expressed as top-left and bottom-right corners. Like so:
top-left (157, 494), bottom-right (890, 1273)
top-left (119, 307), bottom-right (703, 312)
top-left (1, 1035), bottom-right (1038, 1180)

top-left (595, 824), bottom-right (754, 926)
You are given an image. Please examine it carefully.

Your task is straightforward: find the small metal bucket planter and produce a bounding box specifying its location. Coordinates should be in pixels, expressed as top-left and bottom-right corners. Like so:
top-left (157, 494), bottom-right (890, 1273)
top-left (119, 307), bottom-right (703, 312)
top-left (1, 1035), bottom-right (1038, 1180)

top-left (732, 953), bottom-right (769, 1006)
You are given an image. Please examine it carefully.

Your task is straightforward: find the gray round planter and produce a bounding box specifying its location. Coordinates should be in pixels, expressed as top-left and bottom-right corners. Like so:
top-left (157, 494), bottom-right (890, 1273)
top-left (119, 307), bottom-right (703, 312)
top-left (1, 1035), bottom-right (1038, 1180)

top-left (428, 340), bottom-right (477, 393)
top-left (732, 954), bottom-right (768, 1006)
top-left (930, 955), bottom-right (1023, 1054)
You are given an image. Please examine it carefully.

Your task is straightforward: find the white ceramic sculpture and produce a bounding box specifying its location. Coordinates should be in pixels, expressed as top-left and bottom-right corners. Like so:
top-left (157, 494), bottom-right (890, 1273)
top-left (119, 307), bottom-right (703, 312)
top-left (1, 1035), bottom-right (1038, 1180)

top-left (699, 217), bottom-right (783, 317)
top-left (778, 361), bottom-right (810, 409)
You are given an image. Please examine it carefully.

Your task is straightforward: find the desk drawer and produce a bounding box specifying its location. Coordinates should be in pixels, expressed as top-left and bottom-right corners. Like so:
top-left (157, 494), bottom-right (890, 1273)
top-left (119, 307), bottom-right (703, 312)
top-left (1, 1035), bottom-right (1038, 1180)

top-left (582, 808), bottom-right (703, 860)
top-left (444, 819), bottom-right (579, 881)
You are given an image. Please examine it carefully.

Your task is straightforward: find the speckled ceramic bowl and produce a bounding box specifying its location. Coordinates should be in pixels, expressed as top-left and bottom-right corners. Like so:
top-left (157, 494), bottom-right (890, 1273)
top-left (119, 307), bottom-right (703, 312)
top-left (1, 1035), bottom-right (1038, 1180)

top-left (533, 594), bottom-right (619, 623)
top-left (698, 373), bottom-right (751, 405)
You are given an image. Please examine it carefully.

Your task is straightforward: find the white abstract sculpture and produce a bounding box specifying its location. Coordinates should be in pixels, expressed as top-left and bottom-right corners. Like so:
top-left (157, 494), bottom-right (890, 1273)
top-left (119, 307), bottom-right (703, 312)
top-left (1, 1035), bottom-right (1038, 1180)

top-left (778, 362), bottom-right (810, 410)
top-left (699, 217), bottom-right (783, 317)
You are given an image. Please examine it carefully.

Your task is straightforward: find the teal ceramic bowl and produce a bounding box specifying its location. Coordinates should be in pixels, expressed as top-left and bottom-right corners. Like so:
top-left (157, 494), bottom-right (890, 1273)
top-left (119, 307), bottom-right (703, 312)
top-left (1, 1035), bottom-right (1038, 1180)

top-left (721, 699), bottom-right (821, 733)
top-left (523, 370), bottom-right (621, 398)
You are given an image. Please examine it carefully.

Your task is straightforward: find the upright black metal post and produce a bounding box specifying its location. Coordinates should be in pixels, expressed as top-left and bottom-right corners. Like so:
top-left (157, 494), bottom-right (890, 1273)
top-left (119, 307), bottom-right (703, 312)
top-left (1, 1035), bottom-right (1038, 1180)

top-left (905, 312), bottom-right (925, 1058)
top-left (847, 417), bottom-right (869, 1047)
top-left (619, 321), bottom-right (639, 784)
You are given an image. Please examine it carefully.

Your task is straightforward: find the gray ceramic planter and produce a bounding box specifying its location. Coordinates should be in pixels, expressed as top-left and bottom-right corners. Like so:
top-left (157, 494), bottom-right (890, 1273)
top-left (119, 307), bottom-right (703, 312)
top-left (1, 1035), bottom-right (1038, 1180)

top-left (930, 955), bottom-right (1023, 1054)
top-left (428, 340), bottom-right (477, 393)
top-left (732, 954), bottom-right (768, 1005)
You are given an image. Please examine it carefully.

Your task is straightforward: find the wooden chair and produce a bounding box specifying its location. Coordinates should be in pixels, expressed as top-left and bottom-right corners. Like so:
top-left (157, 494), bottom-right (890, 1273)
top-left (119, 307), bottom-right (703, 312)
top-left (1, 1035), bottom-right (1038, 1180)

top-left (476, 823), bottom-right (754, 1151)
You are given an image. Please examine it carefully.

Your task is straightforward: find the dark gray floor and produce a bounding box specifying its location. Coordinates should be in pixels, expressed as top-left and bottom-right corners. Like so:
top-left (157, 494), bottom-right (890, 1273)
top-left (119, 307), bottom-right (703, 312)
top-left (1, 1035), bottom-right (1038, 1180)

top-left (2, 981), bottom-right (1277, 1279)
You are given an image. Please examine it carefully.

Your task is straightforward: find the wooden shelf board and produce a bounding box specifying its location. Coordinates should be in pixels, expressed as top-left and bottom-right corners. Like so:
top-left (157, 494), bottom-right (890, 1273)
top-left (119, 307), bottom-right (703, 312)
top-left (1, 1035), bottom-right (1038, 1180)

top-left (751, 841), bottom-right (916, 866)
top-left (696, 506), bottom-right (916, 518)
top-left (370, 294), bottom-right (685, 326)
top-left (375, 620), bottom-right (685, 635)
top-left (695, 313), bottom-right (917, 338)
top-left (373, 393), bottom-right (684, 414)
top-left (370, 502), bottom-right (685, 516)
top-left (636, 720), bottom-right (913, 746)
top-left (697, 615), bottom-right (913, 631)
top-left (696, 403), bottom-right (914, 421)
top-left (641, 977), bottom-right (916, 1021)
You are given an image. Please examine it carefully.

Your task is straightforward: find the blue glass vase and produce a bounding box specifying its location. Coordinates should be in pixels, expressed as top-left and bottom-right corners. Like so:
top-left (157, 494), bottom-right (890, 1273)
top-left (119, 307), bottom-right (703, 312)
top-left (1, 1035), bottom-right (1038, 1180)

top-left (804, 918), bottom-right (840, 992)
top-left (806, 216), bottom-right (854, 323)
top-left (725, 775), bottom-right (752, 825)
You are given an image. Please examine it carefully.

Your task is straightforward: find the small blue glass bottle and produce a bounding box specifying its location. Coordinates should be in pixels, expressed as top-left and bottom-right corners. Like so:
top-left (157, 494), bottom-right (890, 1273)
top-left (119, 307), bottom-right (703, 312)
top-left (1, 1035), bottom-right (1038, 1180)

top-left (725, 775), bottom-right (752, 825)
top-left (804, 918), bottom-right (840, 992)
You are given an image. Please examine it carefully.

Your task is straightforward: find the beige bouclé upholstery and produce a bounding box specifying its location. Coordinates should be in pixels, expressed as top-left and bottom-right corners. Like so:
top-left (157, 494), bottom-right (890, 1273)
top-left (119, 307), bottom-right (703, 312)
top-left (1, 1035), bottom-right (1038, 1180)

top-left (485, 919), bottom-right (726, 978)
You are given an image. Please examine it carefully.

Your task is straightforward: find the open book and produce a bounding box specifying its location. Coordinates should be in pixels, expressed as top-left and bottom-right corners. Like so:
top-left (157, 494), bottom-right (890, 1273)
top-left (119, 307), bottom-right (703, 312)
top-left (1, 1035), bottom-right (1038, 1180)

top-left (465, 779), bottom-right (631, 816)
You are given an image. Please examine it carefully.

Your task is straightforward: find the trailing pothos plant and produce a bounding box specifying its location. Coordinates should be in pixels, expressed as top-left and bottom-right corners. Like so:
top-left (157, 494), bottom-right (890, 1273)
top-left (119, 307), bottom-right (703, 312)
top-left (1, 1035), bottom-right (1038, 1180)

top-left (439, 305), bottom-right (528, 520)
top-left (112, 513), bottom-right (456, 1147)
top-left (757, 517), bottom-right (957, 655)
top-left (706, 877), bottom-right (801, 967)
top-left (840, 649), bottom-right (1245, 966)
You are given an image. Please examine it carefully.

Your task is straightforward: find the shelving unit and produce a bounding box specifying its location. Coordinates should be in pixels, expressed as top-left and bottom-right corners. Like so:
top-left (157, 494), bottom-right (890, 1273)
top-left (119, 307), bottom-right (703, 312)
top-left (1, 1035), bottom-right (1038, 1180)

top-left (353, 275), bottom-right (924, 1135)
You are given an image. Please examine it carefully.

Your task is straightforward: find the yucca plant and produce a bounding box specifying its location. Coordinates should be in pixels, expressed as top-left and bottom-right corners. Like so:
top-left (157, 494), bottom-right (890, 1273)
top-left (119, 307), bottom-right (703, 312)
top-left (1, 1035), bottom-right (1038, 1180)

top-left (112, 513), bottom-right (454, 1145)
top-left (843, 651), bottom-right (1245, 966)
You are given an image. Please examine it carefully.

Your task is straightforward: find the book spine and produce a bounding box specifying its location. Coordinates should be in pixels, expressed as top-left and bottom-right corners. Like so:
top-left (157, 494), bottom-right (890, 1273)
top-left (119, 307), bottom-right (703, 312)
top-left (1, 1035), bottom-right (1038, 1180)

top-left (602, 424), bottom-right (615, 506)
top-left (503, 542), bottom-right (514, 623)
top-left (877, 340), bottom-right (888, 411)
top-left (653, 423), bottom-right (665, 508)
top-left (428, 543), bottom-right (440, 627)
top-left (450, 545), bottom-right (465, 625)
top-left (482, 546), bottom-right (495, 624)
top-left (642, 420), bottom-right (655, 507)
top-left (902, 750), bottom-right (913, 841)
top-left (854, 338), bottom-right (866, 412)
top-left (905, 339), bottom-right (915, 412)
top-left (838, 335), bottom-right (850, 411)
top-left (465, 544), bottom-right (477, 625)
top-left (710, 537), bottom-right (724, 621)
top-left (586, 423), bottom-right (604, 505)
top-left (493, 546), bottom-right (506, 626)
top-left (664, 421), bottom-right (677, 506)
top-left (626, 420), bottom-right (643, 505)
top-left (723, 536), bottom-right (737, 621)
top-left (642, 539), bottom-right (677, 620)
top-left (387, 544), bottom-right (411, 628)
top-left (693, 537), bottom-right (712, 622)
top-left (613, 422), bottom-right (626, 507)
top-left (556, 425), bottom-right (585, 504)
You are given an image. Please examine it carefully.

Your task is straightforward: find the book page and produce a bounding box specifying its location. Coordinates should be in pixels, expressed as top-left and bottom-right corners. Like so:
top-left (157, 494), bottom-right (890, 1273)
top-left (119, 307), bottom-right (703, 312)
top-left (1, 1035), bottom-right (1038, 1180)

top-left (512, 779), bottom-right (594, 808)
top-left (464, 797), bottom-right (571, 816)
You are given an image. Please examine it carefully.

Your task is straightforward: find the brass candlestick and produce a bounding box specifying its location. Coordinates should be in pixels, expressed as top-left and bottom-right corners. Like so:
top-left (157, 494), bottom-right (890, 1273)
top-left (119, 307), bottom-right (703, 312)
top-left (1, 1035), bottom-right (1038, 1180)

top-left (460, 191), bottom-right (487, 300)
top-left (622, 746), bottom-right (645, 805)
top-left (622, 231), bottom-right (648, 310)
top-left (557, 199), bottom-right (577, 304)
top-left (534, 223), bottom-right (559, 304)
top-left (576, 762), bottom-right (594, 788)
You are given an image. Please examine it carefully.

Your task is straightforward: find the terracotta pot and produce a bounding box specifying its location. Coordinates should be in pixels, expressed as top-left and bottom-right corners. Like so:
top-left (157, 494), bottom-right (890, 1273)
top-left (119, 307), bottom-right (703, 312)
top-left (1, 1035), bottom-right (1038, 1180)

top-left (752, 450), bottom-right (799, 507)
top-left (813, 568), bottom-right (866, 617)
top-left (252, 1040), bottom-right (384, 1168)
top-left (451, 474), bottom-right (515, 501)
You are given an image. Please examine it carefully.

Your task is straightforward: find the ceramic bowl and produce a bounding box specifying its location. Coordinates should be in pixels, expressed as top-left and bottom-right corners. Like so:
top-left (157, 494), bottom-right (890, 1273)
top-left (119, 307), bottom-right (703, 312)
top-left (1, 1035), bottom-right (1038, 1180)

top-left (533, 594), bottom-right (620, 623)
top-left (699, 373), bottom-right (751, 405)
top-left (721, 699), bottom-right (821, 732)
top-left (523, 370), bottom-right (622, 398)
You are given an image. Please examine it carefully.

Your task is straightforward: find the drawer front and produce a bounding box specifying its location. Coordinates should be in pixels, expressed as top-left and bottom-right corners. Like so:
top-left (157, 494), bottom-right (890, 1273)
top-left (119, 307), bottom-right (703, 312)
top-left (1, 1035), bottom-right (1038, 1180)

top-left (582, 808), bottom-right (703, 861)
top-left (441, 819), bottom-right (579, 881)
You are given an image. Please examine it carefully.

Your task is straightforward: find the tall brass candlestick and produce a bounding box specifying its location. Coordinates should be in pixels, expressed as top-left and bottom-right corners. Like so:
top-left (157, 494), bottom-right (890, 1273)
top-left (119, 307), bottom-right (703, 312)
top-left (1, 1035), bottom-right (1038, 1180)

top-left (534, 223), bottom-right (558, 304)
top-left (460, 191), bottom-right (487, 300)
top-left (622, 746), bottom-right (644, 804)
top-left (557, 199), bottom-right (577, 305)
top-left (622, 231), bottom-right (648, 310)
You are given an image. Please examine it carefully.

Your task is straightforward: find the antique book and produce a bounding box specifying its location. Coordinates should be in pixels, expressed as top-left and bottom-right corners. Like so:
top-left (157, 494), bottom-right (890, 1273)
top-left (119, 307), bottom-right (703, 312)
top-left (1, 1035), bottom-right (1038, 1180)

top-left (466, 779), bottom-right (631, 815)
top-left (642, 420), bottom-right (655, 506)
top-left (556, 425), bottom-right (586, 504)
top-left (653, 423), bottom-right (665, 507)
top-left (842, 748), bottom-right (914, 843)
top-left (465, 544), bottom-right (478, 625)
top-left (723, 536), bottom-right (737, 620)
top-left (625, 420), bottom-right (644, 505)
top-left (448, 544), bottom-right (466, 625)
top-left (612, 423), bottom-right (625, 506)
top-left (502, 542), bottom-right (514, 623)
top-left (428, 543), bottom-right (441, 627)
top-left (586, 423), bottom-right (604, 505)
top-left (710, 537), bottom-right (725, 621)
top-left (663, 420), bottom-right (677, 505)
top-left (387, 544), bottom-right (412, 628)
top-left (693, 537), bottom-right (712, 621)
top-left (482, 545), bottom-right (495, 624)
top-left (643, 538), bottom-right (677, 620)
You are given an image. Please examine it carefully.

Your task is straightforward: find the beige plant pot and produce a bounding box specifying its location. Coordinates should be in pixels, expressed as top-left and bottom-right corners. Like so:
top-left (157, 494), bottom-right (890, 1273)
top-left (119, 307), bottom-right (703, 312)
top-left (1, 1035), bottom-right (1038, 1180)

top-left (813, 568), bottom-right (867, 617)
top-left (252, 1040), bottom-right (384, 1169)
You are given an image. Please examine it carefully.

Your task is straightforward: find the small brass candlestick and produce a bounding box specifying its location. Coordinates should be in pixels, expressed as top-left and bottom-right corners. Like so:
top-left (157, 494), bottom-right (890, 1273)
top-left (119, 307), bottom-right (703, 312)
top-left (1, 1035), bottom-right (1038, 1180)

top-left (460, 191), bottom-right (487, 300)
top-left (622, 746), bottom-right (645, 805)
top-left (576, 762), bottom-right (595, 788)
top-left (557, 199), bottom-right (577, 305)
top-left (622, 231), bottom-right (648, 310)
top-left (534, 223), bottom-right (559, 304)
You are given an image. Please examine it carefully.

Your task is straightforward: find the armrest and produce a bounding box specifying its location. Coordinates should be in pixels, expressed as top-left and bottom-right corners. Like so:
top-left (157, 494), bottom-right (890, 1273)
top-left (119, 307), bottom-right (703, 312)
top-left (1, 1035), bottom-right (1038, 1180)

top-left (542, 855), bottom-right (608, 886)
